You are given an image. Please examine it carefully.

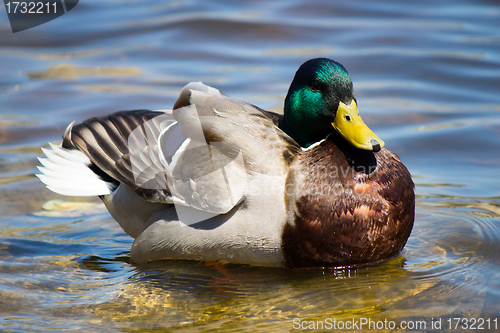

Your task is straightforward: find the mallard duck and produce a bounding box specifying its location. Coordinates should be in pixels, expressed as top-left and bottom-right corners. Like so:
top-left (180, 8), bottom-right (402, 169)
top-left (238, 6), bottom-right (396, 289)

top-left (37, 58), bottom-right (415, 268)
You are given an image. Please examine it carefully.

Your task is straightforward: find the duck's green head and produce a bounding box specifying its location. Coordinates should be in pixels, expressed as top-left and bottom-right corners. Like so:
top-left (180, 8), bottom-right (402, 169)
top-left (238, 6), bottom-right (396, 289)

top-left (283, 58), bottom-right (384, 151)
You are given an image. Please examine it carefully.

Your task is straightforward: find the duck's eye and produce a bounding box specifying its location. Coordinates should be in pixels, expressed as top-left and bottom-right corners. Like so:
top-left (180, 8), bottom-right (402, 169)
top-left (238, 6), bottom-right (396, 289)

top-left (311, 82), bottom-right (321, 93)
top-left (345, 115), bottom-right (351, 121)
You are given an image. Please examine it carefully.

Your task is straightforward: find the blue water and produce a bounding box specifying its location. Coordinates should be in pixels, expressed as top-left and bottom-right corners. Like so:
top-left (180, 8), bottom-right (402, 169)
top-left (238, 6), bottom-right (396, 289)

top-left (1, 0), bottom-right (500, 331)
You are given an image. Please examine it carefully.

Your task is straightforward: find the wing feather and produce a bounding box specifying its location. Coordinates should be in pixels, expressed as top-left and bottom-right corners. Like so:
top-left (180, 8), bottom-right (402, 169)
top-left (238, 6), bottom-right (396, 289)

top-left (66, 83), bottom-right (300, 217)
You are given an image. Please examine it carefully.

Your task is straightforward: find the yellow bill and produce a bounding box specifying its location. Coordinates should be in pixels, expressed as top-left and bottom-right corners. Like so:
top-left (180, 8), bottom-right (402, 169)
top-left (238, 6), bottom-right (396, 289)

top-left (332, 100), bottom-right (385, 152)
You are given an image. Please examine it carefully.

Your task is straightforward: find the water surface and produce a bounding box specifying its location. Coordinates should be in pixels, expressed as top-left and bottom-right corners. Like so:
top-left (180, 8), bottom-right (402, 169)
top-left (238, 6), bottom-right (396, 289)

top-left (1, 0), bottom-right (500, 331)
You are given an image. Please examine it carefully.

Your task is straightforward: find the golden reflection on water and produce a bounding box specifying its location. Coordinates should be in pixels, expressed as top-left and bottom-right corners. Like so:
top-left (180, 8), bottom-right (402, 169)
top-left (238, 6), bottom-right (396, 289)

top-left (28, 64), bottom-right (143, 80)
top-left (71, 258), bottom-right (438, 331)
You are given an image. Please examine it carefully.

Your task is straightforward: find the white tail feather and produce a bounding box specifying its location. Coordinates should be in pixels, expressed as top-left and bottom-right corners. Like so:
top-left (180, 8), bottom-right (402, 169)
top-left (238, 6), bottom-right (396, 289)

top-left (37, 144), bottom-right (113, 196)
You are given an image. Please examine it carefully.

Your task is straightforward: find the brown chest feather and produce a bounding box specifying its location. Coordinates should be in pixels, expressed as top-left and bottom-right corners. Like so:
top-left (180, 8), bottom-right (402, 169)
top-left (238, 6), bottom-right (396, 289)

top-left (282, 134), bottom-right (415, 268)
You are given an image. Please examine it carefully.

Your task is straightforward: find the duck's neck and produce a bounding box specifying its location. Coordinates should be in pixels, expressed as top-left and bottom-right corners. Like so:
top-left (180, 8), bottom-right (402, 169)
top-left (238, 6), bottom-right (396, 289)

top-left (280, 105), bottom-right (334, 148)
top-left (281, 86), bottom-right (334, 148)
top-left (279, 120), bottom-right (332, 148)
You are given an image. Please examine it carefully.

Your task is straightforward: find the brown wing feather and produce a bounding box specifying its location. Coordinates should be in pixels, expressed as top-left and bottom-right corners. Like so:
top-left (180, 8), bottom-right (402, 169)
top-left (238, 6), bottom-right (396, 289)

top-left (67, 110), bottom-right (175, 202)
